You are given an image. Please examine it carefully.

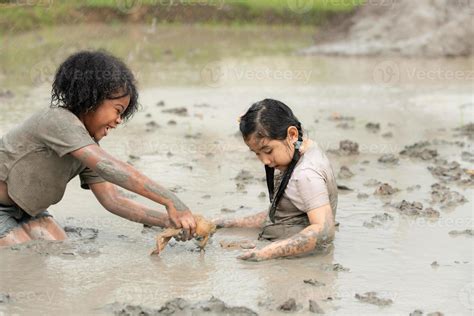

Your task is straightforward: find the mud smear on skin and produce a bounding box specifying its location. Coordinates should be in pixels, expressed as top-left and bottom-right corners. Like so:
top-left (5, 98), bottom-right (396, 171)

top-left (0, 24), bottom-right (472, 315)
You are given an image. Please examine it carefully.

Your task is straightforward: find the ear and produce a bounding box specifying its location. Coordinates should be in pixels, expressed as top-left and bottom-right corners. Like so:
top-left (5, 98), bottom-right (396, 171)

top-left (286, 126), bottom-right (299, 143)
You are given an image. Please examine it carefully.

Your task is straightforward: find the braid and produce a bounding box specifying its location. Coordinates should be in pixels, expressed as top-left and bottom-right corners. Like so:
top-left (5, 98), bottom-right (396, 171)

top-left (268, 122), bottom-right (304, 223)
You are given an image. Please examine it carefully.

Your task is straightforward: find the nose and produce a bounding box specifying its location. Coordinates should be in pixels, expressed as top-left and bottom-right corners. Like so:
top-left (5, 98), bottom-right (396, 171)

top-left (116, 115), bottom-right (123, 125)
top-left (259, 155), bottom-right (271, 166)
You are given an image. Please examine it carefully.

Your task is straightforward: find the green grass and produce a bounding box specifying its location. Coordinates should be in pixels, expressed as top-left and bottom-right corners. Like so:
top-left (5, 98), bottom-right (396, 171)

top-left (0, 0), bottom-right (363, 34)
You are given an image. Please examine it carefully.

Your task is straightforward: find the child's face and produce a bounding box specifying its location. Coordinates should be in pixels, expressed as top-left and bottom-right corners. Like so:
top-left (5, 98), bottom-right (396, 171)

top-left (244, 127), bottom-right (298, 171)
top-left (81, 94), bottom-right (130, 142)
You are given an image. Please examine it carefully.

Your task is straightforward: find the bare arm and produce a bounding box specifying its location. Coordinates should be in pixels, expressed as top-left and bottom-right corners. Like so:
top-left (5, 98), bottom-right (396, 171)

top-left (71, 144), bottom-right (195, 234)
top-left (239, 204), bottom-right (335, 261)
top-left (90, 181), bottom-right (172, 227)
top-left (213, 210), bottom-right (268, 229)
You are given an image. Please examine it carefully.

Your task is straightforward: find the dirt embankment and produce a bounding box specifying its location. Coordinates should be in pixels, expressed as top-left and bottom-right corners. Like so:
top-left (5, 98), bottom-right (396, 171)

top-left (302, 0), bottom-right (474, 57)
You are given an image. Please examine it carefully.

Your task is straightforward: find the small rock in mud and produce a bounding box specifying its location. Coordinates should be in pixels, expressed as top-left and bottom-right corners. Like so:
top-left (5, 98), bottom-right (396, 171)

top-left (321, 263), bottom-right (350, 272)
top-left (0, 293), bottom-right (11, 303)
top-left (392, 200), bottom-right (440, 218)
top-left (378, 154), bottom-right (399, 165)
top-left (336, 122), bottom-right (354, 129)
top-left (400, 141), bottom-right (438, 161)
top-left (453, 122), bottom-right (474, 140)
top-left (308, 300), bottom-right (325, 314)
top-left (361, 160), bottom-right (370, 165)
top-left (156, 100), bottom-right (165, 107)
top-left (335, 140), bottom-right (359, 155)
top-left (201, 194), bottom-right (211, 199)
top-left (430, 183), bottom-right (467, 208)
top-left (431, 261), bottom-right (439, 268)
top-left (374, 183), bottom-right (399, 196)
top-left (64, 226), bottom-right (99, 240)
top-left (410, 309), bottom-right (424, 316)
top-left (220, 207), bottom-right (236, 213)
top-left (355, 292), bottom-right (393, 306)
top-left (145, 113), bottom-right (152, 118)
top-left (303, 279), bottom-right (325, 287)
top-left (337, 184), bottom-right (353, 191)
top-left (167, 120), bottom-right (177, 126)
top-left (184, 132), bottom-right (202, 139)
top-left (328, 113), bottom-right (354, 121)
top-left (363, 213), bottom-right (394, 228)
top-left (258, 191), bottom-right (266, 199)
top-left (145, 120), bottom-right (160, 128)
top-left (234, 170), bottom-right (255, 183)
top-left (0, 90), bottom-right (14, 98)
top-left (406, 185), bottom-right (421, 192)
top-left (278, 298), bottom-right (297, 312)
top-left (364, 179), bottom-right (382, 187)
top-left (357, 193), bottom-right (369, 199)
top-left (338, 166), bottom-right (354, 179)
top-left (382, 132), bottom-right (393, 138)
top-left (162, 107), bottom-right (188, 116)
top-left (128, 154), bottom-right (140, 161)
top-left (448, 229), bottom-right (473, 236)
top-left (365, 122), bottom-right (380, 133)
top-left (220, 240), bottom-right (256, 250)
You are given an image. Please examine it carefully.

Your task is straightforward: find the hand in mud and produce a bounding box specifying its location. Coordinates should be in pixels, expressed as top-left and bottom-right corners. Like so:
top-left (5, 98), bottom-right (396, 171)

top-left (237, 249), bottom-right (267, 262)
top-left (168, 209), bottom-right (196, 240)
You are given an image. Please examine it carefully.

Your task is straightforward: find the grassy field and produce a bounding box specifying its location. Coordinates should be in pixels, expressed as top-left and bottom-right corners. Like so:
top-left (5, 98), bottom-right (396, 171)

top-left (0, 0), bottom-right (364, 33)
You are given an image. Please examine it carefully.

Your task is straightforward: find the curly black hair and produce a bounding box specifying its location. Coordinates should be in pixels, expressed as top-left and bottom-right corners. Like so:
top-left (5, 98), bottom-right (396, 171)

top-left (51, 50), bottom-right (139, 121)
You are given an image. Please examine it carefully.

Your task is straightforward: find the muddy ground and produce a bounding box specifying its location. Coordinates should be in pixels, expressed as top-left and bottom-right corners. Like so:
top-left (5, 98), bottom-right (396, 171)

top-left (0, 24), bottom-right (472, 315)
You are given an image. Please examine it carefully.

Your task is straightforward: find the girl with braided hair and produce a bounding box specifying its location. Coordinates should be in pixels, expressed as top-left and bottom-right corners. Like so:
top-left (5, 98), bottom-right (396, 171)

top-left (215, 99), bottom-right (338, 261)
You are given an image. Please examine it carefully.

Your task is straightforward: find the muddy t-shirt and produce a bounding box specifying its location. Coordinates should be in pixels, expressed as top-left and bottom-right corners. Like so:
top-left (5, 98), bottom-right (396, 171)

top-left (0, 107), bottom-right (105, 216)
top-left (260, 141), bottom-right (338, 240)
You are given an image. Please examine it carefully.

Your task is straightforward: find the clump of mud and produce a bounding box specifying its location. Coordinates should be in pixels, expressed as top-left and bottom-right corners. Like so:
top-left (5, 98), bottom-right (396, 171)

top-left (338, 166), bottom-right (354, 179)
top-left (278, 298), bottom-right (298, 312)
top-left (430, 183), bottom-right (467, 208)
top-left (363, 213), bottom-right (394, 228)
top-left (400, 142), bottom-right (438, 161)
top-left (378, 154), bottom-right (399, 165)
top-left (320, 263), bottom-right (350, 272)
top-left (365, 122), bottom-right (380, 133)
top-left (355, 292), bottom-right (393, 306)
top-left (303, 279), bottom-right (325, 287)
top-left (329, 140), bottom-right (359, 156)
top-left (309, 300), bottom-right (325, 314)
top-left (374, 183), bottom-right (399, 196)
top-left (428, 159), bottom-right (474, 185)
top-left (108, 297), bottom-right (258, 315)
top-left (391, 200), bottom-right (440, 218)
top-left (162, 107), bottom-right (188, 116)
top-left (453, 123), bottom-right (474, 140)
top-left (301, 0), bottom-right (473, 57)
top-left (448, 229), bottom-right (473, 237)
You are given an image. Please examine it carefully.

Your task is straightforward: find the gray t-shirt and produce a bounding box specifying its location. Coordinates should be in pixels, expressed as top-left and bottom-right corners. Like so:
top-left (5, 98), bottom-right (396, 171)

top-left (0, 107), bottom-right (105, 215)
top-left (260, 141), bottom-right (338, 240)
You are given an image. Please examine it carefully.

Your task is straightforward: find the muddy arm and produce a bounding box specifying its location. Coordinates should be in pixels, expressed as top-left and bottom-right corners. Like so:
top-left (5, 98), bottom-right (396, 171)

top-left (213, 210), bottom-right (268, 229)
top-left (90, 181), bottom-right (172, 228)
top-left (70, 144), bottom-right (195, 233)
top-left (239, 204), bottom-right (335, 261)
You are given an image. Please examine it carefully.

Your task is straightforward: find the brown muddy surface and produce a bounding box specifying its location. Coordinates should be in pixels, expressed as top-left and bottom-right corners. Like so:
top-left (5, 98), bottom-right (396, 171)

top-left (0, 24), bottom-right (472, 315)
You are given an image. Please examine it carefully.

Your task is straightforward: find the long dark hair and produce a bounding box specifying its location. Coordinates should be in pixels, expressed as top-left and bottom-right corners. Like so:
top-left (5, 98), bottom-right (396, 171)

top-left (239, 99), bottom-right (303, 223)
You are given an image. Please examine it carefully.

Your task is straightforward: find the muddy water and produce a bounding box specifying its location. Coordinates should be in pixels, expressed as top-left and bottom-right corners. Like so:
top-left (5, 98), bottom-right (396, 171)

top-left (0, 24), bottom-right (473, 315)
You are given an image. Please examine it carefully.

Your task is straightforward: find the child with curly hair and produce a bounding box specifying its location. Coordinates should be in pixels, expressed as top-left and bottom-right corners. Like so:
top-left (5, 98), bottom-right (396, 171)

top-left (0, 50), bottom-right (196, 246)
